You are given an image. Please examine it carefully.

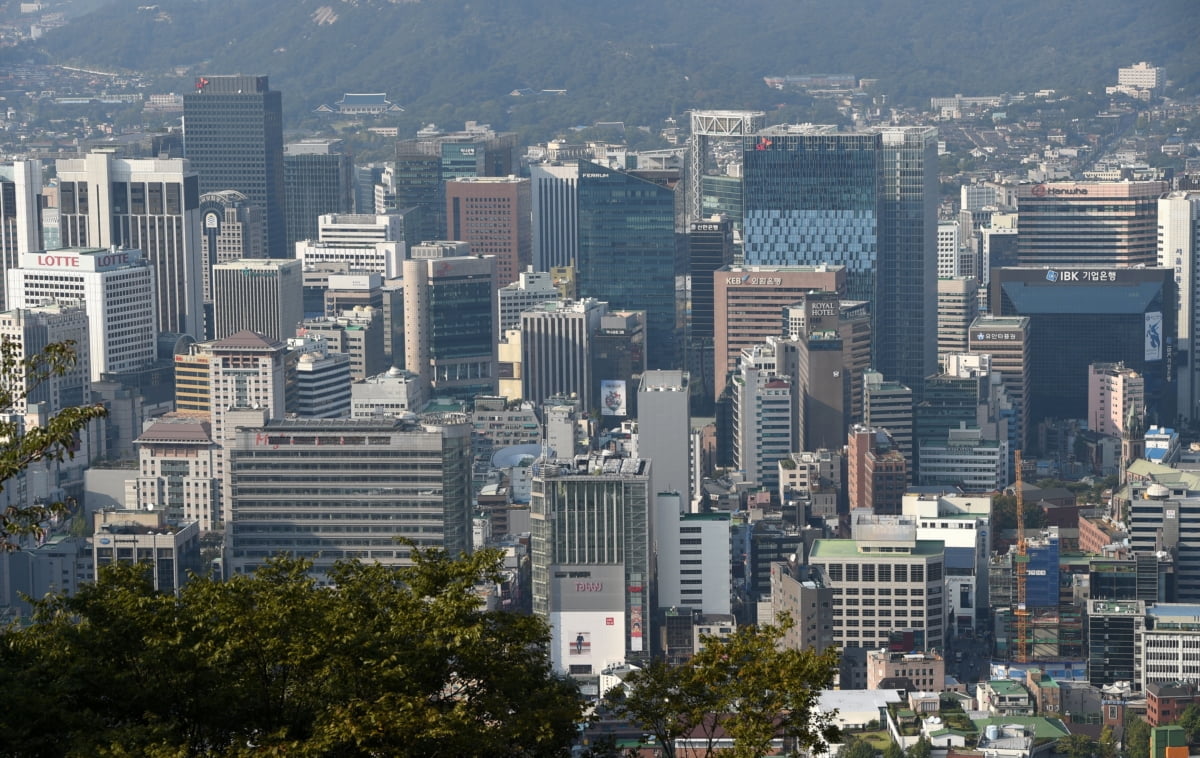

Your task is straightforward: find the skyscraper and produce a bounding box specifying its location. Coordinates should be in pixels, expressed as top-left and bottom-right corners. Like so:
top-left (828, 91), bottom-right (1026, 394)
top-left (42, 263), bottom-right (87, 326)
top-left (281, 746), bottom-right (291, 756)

top-left (0, 160), bottom-right (43, 311)
top-left (530, 163), bottom-right (579, 271)
top-left (1016, 180), bottom-right (1166, 268)
top-left (198, 190), bottom-right (264, 304)
top-left (283, 138), bottom-right (354, 254)
top-left (742, 125), bottom-right (938, 391)
top-left (212, 259), bottom-right (303, 343)
top-left (183, 75), bottom-right (286, 258)
top-left (445, 176), bottom-right (532, 286)
top-left (57, 151), bottom-right (204, 337)
top-left (1159, 191), bottom-right (1200, 424)
top-left (576, 160), bottom-right (680, 369)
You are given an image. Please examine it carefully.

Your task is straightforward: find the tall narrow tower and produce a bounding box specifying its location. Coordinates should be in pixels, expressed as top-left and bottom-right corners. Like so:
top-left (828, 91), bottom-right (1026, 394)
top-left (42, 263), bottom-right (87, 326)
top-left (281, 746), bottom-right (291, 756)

top-left (184, 75), bottom-right (286, 258)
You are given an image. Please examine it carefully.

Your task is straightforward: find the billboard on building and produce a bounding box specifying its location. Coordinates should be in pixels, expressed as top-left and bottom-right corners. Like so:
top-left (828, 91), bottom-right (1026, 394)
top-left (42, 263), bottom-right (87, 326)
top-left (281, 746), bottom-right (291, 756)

top-left (1146, 311), bottom-right (1163, 361)
top-left (600, 380), bottom-right (627, 416)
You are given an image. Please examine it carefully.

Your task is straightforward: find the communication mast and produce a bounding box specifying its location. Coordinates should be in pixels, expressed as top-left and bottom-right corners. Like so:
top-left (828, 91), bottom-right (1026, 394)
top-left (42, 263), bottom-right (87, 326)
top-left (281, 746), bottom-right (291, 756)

top-left (1014, 449), bottom-right (1029, 664)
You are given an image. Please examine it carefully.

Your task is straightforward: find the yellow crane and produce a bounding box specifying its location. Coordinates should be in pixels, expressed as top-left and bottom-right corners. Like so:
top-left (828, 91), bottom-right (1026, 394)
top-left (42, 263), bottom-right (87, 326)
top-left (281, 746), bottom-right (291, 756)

top-left (1014, 449), bottom-right (1029, 664)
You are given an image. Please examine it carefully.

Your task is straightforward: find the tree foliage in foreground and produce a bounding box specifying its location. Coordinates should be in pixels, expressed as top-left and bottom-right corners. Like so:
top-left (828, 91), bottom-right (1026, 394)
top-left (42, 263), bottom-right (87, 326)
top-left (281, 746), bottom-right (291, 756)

top-left (0, 338), bottom-right (106, 550)
top-left (0, 549), bottom-right (584, 757)
top-left (608, 616), bottom-right (840, 758)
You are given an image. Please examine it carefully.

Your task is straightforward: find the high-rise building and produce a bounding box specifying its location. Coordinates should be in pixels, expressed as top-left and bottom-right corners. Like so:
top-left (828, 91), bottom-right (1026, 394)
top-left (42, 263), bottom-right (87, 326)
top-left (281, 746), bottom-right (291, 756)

top-left (863, 370), bottom-right (914, 477)
top-left (212, 259), bottom-right (303, 343)
top-left (0, 160), bottom-right (43, 311)
top-left (732, 354), bottom-right (793, 492)
top-left (403, 255), bottom-right (497, 399)
top-left (287, 338), bottom-right (352, 418)
top-left (0, 303), bottom-right (90, 413)
top-left (183, 75), bottom-right (286, 257)
top-left (784, 290), bottom-right (872, 426)
top-left (592, 310), bottom-right (647, 418)
top-left (298, 307), bottom-right (386, 381)
top-left (497, 268), bottom-right (560, 331)
top-left (57, 151), bottom-right (204, 337)
top-left (937, 277), bottom-right (980, 364)
top-left (445, 176), bottom-right (531, 287)
top-left (530, 163), bottom-right (579, 271)
top-left (742, 125), bottom-right (937, 392)
top-left (968, 315), bottom-right (1031, 452)
top-left (847, 425), bottom-right (907, 514)
top-left (658, 507), bottom-right (730, 616)
top-left (712, 264), bottom-right (846, 400)
top-left (518, 299), bottom-right (606, 407)
top-left (1016, 181), bottom-right (1166, 268)
top-left (637, 370), bottom-right (692, 509)
top-left (576, 160), bottom-right (680, 369)
top-left (1159, 191), bottom-right (1200, 424)
top-left (531, 451), bottom-right (653, 673)
top-left (687, 110), bottom-right (764, 224)
top-left (283, 139), bottom-right (354, 254)
top-left (198, 190), bottom-right (263, 308)
top-left (688, 218), bottom-right (735, 405)
top-left (8, 247), bottom-right (157, 380)
top-left (294, 213), bottom-right (405, 277)
top-left (937, 221), bottom-right (961, 279)
top-left (228, 415), bottom-right (472, 579)
top-left (131, 416), bottom-right (221, 531)
top-left (92, 508), bottom-right (201, 593)
top-left (992, 266), bottom-right (1175, 427)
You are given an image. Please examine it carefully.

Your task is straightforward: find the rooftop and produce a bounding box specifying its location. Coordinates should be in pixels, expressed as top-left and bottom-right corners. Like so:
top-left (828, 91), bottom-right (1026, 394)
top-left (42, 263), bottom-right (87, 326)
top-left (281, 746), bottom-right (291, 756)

top-left (808, 539), bottom-right (945, 559)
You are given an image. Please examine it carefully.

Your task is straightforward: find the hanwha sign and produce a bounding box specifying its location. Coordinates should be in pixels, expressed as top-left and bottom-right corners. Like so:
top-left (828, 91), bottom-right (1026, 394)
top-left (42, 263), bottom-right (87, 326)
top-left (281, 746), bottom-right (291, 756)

top-left (1031, 184), bottom-right (1047, 197)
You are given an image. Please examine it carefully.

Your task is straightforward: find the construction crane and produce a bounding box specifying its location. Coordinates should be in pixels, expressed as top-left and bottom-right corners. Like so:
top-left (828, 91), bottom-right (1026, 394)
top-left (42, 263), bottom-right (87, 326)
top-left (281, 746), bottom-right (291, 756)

top-left (1014, 449), bottom-right (1029, 664)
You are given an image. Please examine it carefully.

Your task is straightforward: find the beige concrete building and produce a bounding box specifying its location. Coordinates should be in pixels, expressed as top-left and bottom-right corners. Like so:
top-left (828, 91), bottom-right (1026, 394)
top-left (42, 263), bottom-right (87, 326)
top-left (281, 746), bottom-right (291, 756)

top-left (867, 649), bottom-right (946, 691)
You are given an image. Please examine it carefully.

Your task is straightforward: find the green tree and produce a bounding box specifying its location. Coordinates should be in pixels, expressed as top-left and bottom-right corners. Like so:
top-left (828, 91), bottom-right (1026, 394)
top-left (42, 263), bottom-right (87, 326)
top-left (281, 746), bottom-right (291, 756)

top-left (1126, 715), bottom-right (1151, 758)
top-left (1097, 725), bottom-right (1117, 758)
top-left (883, 741), bottom-right (905, 758)
top-left (0, 548), bottom-right (584, 756)
top-left (1180, 704), bottom-right (1200, 744)
top-left (842, 737), bottom-right (877, 758)
top-left (612, 616), bottom-right (840, 758)
top-left (0, 338), bottom-right (106, 549)
top-left (906, 737), bottom-right (932, 758)
top-left (1057, 733), bottom-right (1097, 758)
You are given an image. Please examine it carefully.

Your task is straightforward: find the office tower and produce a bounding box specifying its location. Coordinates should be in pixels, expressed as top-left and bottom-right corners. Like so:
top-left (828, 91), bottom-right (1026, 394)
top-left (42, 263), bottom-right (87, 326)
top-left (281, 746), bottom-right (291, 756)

top-left (295, 213), bottom-right (405, 277)
top-left (1143, 605), bottom-right (1200, 692)
top-left (637, 370), bottom-right (691, 505)
top-left (530, 163), bottom-right (579, 271)
top-left (1016, 181), bottom-right (1167, 268)
top-left (847, 425), bottom-right (907, 514)
top-left (1086, 600), bottom-right (1145, 688)
top-left (403, 255), bottom-right (497, 399)
top-left (875, 127), bottom-right (939, 395)
top-left (796, 330), bottom-right (847, 453)
top-left (0, 303), bottom-right (89, 413)
top-left (287, 338), bottom-right (352, 418)
top-left (393, 141), bottom-right (444, 241)
top-left (518, 299), bottom-right (606, 406)
top-left (917, 354), bottom-right (1014, 461)
top-left (712, 264), bottom-right (845, 400)
top-left (57, 151), bottom-right (204, 337)
top-left (937, 221), bottom-right (961, 278)
top-left (228, 415), bottom-right (472, 579)
top-left (968, 315), bottom-right (1031, 452)
top-left (0, 160), bottom-right (43, 311)
top-left (531, 451), bottom-right (652, 673)
top-left (784, 290), bottom-right (871, 426)
top-left (183, 75), bottom-right (286, 258)
top-left (498, 268), bottom-right (560, 330)
top-left (1089, 362), bottom-right (1145, 439)
top-left (918, 426), bottom-right (1008, 492)
top-left (862, 370), bottom-right (913, 477)
top-left (299, 307), bottom-right (386, 381)
top-left (323, 273), bottom-right (403, 368)
top-left (131, 417), bottom-right (221, 531)
top-left (8, 247), bottom-right (156, 381)
top-left (688, 218), bottom-right (735, 405)
top-left (743, 123), bottom-right (937, 393)
top-left (1159, 191), bottom-right (1200, 423)
top-left (592, 310), bottom-right (646, 418)
top-left (576, 160), bottom-right (680, 369)
top-left (198, 190), bottom-right (263, 305)
top-left (212, 259), bottom-right (303, 343)
top-left (992, 266), bottom-right (1175, 427)
top-left (732, 356), bottom-right (793, 492)
top-left (283, 139), bottom-right (354, 254)
top-left (445, 176), bottom-right (531, 286)
top-left (686, 110), bottom-right (764, 224)
top-left (808, 519), bottom-right (945, 652)
top-left (937, 277), bottom-right (979, 364)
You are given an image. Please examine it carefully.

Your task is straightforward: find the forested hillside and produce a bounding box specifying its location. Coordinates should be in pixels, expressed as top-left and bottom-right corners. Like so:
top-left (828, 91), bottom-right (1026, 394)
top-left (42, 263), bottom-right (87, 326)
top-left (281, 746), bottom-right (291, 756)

top-left (28, 0), bottom-right (1200, 131)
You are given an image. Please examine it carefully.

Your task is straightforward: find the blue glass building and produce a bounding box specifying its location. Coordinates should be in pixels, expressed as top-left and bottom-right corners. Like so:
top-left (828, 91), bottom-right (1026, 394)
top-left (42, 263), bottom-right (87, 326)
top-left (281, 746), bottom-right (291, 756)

top-left (576, 161), bottom-right (681, 369)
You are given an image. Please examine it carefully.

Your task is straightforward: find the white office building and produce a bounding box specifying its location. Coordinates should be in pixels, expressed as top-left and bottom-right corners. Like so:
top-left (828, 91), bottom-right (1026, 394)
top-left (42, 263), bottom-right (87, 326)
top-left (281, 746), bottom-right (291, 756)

top-left (7, 247), bottom-right (157, 380)
top-left (295, 213), bottom-right (405, 278)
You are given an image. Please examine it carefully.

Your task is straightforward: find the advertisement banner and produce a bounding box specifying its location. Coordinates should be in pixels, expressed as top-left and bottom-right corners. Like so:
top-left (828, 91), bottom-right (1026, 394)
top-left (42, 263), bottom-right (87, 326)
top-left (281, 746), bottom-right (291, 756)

top-left (600, 380), bottom-right (627, 416)
top-left (630, 604), bottom-right (643, 652)
top-left (1146, 311), bottom-right (1163, 361)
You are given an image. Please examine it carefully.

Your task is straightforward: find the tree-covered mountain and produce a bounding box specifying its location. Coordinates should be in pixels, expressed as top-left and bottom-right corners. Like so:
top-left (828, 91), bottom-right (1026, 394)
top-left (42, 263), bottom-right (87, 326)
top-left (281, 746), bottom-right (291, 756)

top-left (27, 0), bottom-right (1200, 133)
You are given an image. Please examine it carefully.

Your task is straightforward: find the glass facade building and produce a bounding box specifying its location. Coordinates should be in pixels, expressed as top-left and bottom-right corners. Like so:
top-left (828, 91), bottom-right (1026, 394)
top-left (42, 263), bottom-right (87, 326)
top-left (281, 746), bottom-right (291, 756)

top-left (283, 143), bottom-right (354, 254)
top-left (993, 266), bottom-right (1176, 427)
top-left (183, 75), bottom-right (286, 258)
top-left (576, 161), bottom-right (680, 369)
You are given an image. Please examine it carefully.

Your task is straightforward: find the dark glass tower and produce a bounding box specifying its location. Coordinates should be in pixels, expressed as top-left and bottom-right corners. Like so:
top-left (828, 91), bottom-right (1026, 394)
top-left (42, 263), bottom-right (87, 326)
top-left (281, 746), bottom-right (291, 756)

top-left (283, 139), bottom-right (354, 254)
top-left (183, 75), bottom-right (286, 258)
top-left (741, 125), bottom-right (937, 393)
top-left (576, 160), bottom-right (680, 369)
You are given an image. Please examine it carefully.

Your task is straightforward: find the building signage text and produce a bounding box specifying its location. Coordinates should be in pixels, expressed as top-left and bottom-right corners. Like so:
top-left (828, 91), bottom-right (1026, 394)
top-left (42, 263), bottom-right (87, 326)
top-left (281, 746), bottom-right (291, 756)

top-left (574, 582), bottom-right (604, 592)
top-left (727, 275), bottom-right (783, 286)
